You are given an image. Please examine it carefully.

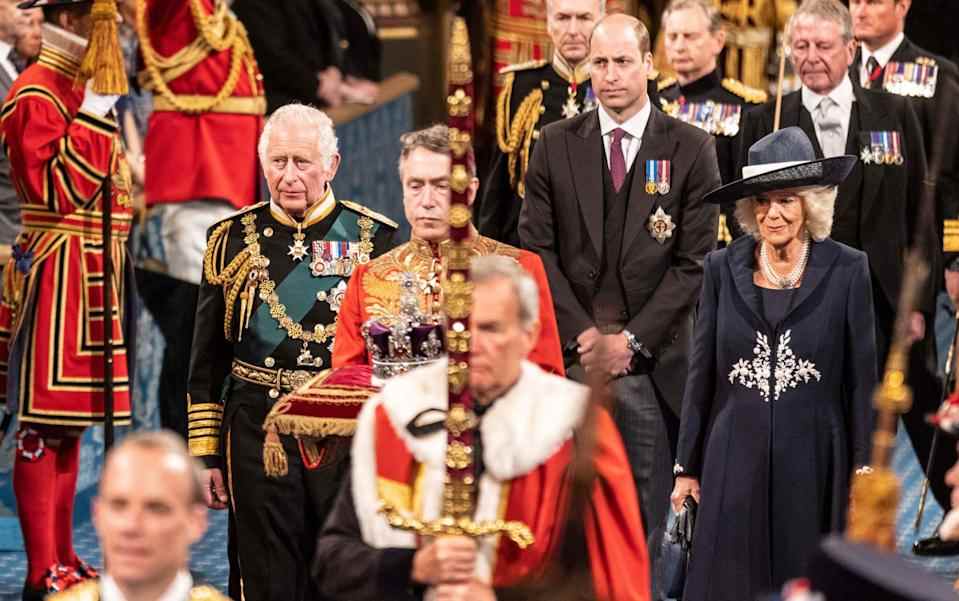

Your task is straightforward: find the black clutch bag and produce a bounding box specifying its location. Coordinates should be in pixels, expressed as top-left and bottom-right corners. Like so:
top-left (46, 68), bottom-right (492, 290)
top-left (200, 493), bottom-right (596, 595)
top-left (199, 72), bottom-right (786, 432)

top-left (656, 496), bottom-right (697, 600)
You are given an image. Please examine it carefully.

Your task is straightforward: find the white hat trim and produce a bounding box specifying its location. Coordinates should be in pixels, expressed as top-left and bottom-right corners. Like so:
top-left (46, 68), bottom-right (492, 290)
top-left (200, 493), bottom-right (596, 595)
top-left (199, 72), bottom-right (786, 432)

top-left (742, 160), bottom-right (807, 179)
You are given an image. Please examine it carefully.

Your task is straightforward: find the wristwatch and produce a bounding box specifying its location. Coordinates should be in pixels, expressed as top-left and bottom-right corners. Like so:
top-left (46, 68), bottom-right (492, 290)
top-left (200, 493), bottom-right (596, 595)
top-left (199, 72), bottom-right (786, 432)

top-left (622, 329), bottom-right (652, 359)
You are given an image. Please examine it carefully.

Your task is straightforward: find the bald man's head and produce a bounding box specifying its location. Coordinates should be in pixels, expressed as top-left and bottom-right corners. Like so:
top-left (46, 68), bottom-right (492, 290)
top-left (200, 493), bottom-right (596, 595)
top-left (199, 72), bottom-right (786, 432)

top-left (590, 13), bottom-right (651, 54)
top-left (588, 13), bottom-right (654, 122)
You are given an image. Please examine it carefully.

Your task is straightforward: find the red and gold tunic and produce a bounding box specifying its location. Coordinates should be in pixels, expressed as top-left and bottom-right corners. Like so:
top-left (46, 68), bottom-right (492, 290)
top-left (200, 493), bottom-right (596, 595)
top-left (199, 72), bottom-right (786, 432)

top-left (140, 0), bottom-right (265, 209)
top-left (0, 29), bottom-right (133, 426)
top-left (332, 231), bottom-right (565, 375)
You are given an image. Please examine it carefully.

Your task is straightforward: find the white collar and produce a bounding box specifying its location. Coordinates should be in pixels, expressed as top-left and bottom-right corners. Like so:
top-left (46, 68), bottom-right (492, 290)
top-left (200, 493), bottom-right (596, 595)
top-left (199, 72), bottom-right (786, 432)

top-left (101, 571), bottom-right (193, 601)
top-left (597, 96), bottom-right (652, 142)
top-left (269, 186), bottom-right (337, 228)
top-left (370, 358), bottom-right (588, 480)
top-left (801, 74), bottom-right (856, 114)
top-left (0, 40), bottom-right (11, 56)
top-left (40, 23), bottom-right (87, 62)
top-left (862, 32), bottom-right (905, 69)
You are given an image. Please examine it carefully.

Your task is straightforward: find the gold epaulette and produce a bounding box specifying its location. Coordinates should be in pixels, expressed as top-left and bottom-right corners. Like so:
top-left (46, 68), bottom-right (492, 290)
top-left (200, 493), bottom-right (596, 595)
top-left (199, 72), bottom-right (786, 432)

top-left (339, 200), bottom-right (399, 229)
top-left (658, 76), bottom-right (678, 92)
top-left (722, 78), bottom-right (767, 104)
top-left (47, 580), bottom-right (99, 600)
top-left (498, 58), bottom-right (549, 75)
top-left (190, 585), bottom-right (231, 600)
top-left (648, 68), bottom-right (661, 81)
top-left (944, 219), bottom-right (959, 252)
top-left (222, 200), bottom-right (268, 222)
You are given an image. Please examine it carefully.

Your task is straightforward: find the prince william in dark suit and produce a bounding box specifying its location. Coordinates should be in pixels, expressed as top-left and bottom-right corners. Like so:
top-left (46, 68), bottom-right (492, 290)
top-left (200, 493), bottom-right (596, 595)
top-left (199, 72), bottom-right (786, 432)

top-left (519, 13), bottom-right (720, 550)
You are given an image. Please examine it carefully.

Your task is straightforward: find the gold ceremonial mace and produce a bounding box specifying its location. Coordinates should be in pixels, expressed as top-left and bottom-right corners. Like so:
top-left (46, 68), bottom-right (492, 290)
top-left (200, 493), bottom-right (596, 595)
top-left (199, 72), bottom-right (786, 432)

top-left (847, 253), bottom-right (929, 551)
top-left (378, 16), bottom-right (533, 550)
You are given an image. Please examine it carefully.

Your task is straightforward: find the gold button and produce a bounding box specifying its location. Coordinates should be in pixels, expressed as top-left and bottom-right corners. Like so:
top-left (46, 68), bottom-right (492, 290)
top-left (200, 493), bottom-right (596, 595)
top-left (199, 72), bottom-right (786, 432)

top-left (316, 291), bottom-right (327, 301)
top-left (264, 357), bottom-right (275, 367)
top-left (269, 388), bottom-right (280, 399)
top-left (532, 130), bottom-right (540, 140)
top-left (539, 105), bottom-right (545, 114)
top-left (263, 227), bottom-right (274, 238)
top-left (540, 80), bottom-right (550, 90)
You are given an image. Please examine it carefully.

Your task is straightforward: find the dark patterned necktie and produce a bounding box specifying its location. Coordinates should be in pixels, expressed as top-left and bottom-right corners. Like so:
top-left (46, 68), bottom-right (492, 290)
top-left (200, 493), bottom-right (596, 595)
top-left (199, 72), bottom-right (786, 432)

top-left (609, 128), bottom-right (627, 192)
top-left (866, 56), bottom-right (883, 89)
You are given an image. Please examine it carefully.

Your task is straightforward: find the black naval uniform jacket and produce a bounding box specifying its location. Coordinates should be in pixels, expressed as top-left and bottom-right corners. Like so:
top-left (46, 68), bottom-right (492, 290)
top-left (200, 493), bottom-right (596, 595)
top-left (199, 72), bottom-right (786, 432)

top-left (187, 199), bottom-right (396, 468)
top-left (737, 86), bottom-right (933, 331)
top-left (850, 36), bottom-right (959, 267)
top-left (478, 58), bottom-right (661, 247)
top-left (657, 69), bottom-right (766, 242)
top-left (519, 105), bottom-right (720, 413)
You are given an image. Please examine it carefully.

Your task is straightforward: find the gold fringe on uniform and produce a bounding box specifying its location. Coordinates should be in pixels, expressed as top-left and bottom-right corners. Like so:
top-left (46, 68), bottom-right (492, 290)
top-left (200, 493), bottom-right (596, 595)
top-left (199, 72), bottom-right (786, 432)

top-left (78, 0), bottom-right (129, 95)
top-left (202, 219), bottom-right (256, 341)
top-left (495, 71), bottom-right (543, 199)
top-left (263, 422), bottom-right (289, 478)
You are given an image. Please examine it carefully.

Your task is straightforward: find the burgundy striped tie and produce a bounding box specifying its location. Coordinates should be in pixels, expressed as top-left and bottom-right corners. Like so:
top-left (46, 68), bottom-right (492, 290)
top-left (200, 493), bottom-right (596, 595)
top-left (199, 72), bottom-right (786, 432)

top-left (610, 128), bottom-right (627, 192)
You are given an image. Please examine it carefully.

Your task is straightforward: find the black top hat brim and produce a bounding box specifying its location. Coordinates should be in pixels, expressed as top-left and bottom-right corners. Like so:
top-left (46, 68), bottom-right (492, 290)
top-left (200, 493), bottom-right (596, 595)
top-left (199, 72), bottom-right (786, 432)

top-left (808, 536), bottom-right (957, 601)
top-left (703, 154), bottom-right (857, 205)
top-left (17, 0), bottom-right (91, 10)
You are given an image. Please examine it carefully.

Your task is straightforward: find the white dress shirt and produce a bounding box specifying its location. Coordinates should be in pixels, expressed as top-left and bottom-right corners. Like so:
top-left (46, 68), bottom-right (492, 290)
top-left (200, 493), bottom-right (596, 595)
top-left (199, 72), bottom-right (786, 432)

top-left (860, 31), bottom-right (905, 84)
top-left (0, 40), bottom-right (17, 84)
top-left (801, 75), bottom-right (856, 154)
top-left (101, 571), bottom-right (193, 601)
top-left (597, 97), bottom-right (652, 173)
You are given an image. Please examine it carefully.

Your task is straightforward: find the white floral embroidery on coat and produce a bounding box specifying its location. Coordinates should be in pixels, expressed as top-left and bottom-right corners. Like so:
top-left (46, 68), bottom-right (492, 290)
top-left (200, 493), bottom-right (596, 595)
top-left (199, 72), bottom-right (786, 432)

top-left (728, 330), bottom-right (821, 402)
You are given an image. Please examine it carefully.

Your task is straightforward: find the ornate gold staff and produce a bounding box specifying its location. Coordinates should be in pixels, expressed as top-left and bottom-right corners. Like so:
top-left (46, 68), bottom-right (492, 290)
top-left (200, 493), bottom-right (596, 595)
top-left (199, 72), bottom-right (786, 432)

top-left (378, 16), bottom-right (533, 550)
top-left (846, 252), bottom-right (928, 551)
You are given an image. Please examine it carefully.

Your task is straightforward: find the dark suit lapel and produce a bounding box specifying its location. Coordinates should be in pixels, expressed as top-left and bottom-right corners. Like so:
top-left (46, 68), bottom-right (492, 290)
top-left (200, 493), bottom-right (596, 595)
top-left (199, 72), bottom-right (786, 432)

top-left (727, 238), bottom-right (765, 331)
top-left (782, 239), bottom-right (841, 323)
top-left (623, 107), bottom-right (676, 255)
top-left (853, 87), bottom-right (887, 214)
top-left (568, 112), bottom-right (604, 259)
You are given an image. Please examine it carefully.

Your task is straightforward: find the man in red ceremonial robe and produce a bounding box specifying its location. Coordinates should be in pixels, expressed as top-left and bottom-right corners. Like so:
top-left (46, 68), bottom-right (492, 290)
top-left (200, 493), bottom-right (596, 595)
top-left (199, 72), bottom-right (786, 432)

top-left (331, 124), bottom-right (564, 376)
top-left (0, 1), bottom-right (134, 598)
top-left (315, 255), bottom-right (650, 601)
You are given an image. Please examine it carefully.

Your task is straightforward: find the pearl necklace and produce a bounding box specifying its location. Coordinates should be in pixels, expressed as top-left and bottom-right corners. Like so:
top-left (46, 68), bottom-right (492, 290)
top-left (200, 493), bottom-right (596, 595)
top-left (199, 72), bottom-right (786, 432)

top-left (760, 236), bottom-right (810, 289)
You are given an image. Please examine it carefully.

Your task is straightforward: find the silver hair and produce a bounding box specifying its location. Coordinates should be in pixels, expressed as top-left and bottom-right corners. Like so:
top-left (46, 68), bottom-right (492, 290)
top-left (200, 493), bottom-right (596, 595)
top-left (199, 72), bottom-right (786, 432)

top-left (470, 255), bottom-right (540, 329)
top-left (786, 0), bottom-right (854, 45)
top-left (258, 103), bottom-right (339, 170)
top-left (105, 430), bottom-right (207, 506)
top-left (662, 0), bottom-right (723, 34)
top-left (546, 0), bottom-right (606, 18)
top-left (734, 186), bottom-right (837, 242)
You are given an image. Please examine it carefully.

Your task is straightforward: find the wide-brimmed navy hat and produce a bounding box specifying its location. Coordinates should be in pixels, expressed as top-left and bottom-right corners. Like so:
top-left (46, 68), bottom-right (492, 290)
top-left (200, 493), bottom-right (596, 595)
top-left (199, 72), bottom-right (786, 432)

top-left (703, 127), bottom-right (857, 205)
top-left (17, 0), bottom-right (91, 9)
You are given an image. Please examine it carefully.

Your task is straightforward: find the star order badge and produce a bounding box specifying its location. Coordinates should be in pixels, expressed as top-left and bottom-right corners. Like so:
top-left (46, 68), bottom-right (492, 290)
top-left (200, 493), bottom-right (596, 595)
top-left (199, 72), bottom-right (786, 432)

top-left (647, 206), bottom-right (676, 244)
top-left (288, 234), bottom-right (309, 262)
top-left (561, 92), bottom-right (581, 118)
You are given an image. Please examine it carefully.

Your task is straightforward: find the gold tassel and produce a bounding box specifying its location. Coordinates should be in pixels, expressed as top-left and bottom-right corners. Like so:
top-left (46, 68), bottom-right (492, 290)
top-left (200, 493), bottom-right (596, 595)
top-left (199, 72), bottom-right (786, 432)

top-left (262, 422), bottom-right (288, 478)
top-left (78, 0), bottom-right (129, 95)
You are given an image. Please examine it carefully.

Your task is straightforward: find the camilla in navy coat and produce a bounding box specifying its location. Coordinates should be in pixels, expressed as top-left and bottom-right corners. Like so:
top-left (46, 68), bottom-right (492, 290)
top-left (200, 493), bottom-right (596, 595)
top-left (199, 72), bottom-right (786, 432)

top-left (673, 126), bottom-right (879, 601)
top-left (675, 236), bottom-right (877, 600)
